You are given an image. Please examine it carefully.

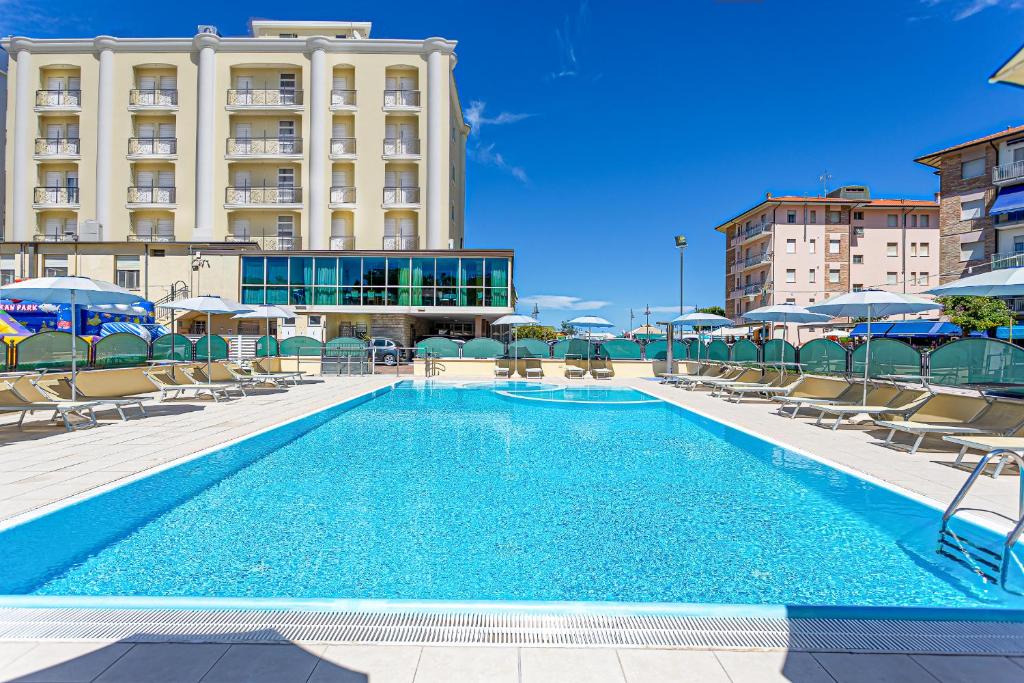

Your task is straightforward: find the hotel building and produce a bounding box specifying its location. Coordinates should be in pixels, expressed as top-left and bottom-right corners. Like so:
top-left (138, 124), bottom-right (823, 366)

top-left (0, 20), bottom-right (513, 343)
top-left (715, 186), bottom-right (939, 336)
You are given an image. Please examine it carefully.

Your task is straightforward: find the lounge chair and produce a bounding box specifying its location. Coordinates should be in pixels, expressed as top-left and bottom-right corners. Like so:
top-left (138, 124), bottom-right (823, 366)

top-left (812, 388), bottom-right (933, 431)
top-left (181, 366), bottom-right (249, 397)
top-left (590, 359), bottom-right (613, 380)
top-left (251, 358), bottom-right (306, 385)
top-left (770, 378), bottom-right (856, 418)
top-left (875, 396), bottom-right (1024, 456)
top-left (715, 373), bottom-right (803, 403)
top-left (942, 435), bottom-right (1024, 478)
top-left (494, 359), bottom-right (512, 378)
top-left (220, 362), bottom-right (292, 388)
top-left (563, 361), bottom-right (586, 379)
top-left (697, 367), bottom-right (765, 391)
top-left (668, 364), bottom-right (737, 388)
top-left (144, 369), bottom-right (235, 402)
top-left (524, 359), bottom-right (544, 379)
top-left (30, 376), bottom-right (148, 421)
top-left (0, 380), bottom-right (99, 431)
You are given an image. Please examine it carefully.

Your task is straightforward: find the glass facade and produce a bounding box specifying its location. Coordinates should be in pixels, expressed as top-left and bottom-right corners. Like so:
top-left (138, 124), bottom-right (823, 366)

top-left (241, 255), bottom-right (512, 308)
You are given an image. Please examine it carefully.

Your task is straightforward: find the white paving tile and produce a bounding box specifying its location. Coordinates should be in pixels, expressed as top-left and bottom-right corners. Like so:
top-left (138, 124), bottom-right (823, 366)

top-left (520, 648), bottom-right (625, 683)
top-left (413, 647), bottom-right (518, 683)
top-left (714, 650), bottom-right (835, 683)
top-left (310, 645), bottom-right (420, 683)
top-left (617, 649), bottom-right (728, 683)
top-left (198, 643), bottom-right (324, 683)
top-left (0, 641), bottom-right (132, 683)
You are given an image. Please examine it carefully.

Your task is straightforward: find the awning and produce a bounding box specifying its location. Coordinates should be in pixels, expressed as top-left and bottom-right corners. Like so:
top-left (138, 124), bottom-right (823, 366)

top-left (990, 184), bottom-right (1024, 215)
top-left (850, 322), bottom-right (893, 337)
top-left (851, 321), bottom-right (960, 337)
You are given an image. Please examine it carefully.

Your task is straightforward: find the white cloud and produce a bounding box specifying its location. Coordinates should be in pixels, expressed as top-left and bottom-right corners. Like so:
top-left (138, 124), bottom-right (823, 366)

top-left (518, 294), bottom-right (610, 311)
top-left (463, 100), bottom-right (530, 183)
top-left (550, 0), bottom-right (590, 80)
top-left (646, 305), bottom-right (694, 314)
top-left (921, 0), bottom-right (1024, 20)
top-left (464, 101), bottom-right (532, 136)
top-left (470, 143), bottom-right (529, 183)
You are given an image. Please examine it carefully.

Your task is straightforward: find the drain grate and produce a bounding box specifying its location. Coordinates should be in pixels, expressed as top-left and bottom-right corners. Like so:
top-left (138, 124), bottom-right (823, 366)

top-left (1, 609), bottom-right (1024, 653)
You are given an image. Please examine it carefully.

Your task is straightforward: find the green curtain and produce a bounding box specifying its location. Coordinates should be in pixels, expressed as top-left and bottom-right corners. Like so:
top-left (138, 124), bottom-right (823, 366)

top-left (315, 258), bottom-right (337, 286)
top-left (241, 257), bottom-right (265, 285)
top-left (486, 258), bottom-right (508, 287)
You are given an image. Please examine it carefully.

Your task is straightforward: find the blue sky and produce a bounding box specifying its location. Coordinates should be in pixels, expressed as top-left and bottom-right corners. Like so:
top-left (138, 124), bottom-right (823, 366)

top-left (4, 0), bottom-right (1024, 331)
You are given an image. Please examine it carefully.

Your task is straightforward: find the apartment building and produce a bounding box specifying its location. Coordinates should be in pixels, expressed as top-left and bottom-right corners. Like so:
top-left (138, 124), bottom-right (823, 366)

top-left (715, 186), bottom-right (939, 337)
top-left (0, 20), bottom-right (512, 344)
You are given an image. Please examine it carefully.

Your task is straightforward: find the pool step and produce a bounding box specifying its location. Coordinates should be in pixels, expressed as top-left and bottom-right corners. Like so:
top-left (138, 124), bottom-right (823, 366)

top-left (936, 528), bottom-right (1001, 584)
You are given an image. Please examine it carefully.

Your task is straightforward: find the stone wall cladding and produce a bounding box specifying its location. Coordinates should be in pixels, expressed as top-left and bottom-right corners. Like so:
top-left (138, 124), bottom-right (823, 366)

top-left (937, 144), bottom-right (998, 283)
top-left (824, 218), bottom-right (850, 294)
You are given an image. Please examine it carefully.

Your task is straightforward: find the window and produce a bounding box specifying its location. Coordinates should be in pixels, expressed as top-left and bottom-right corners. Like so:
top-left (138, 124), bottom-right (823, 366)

top-left (919, 242), bottom-right (929, 258)
top-left (887, 214), bottom-right (898, 227)
top-left (808, 239), bottom-right (816, 254)
top-left (960, 240), bottom-right (985, 262)
top-left (785, 297), bottom-right (796, 305)
top-left (910, 272), bottom-right (916, 285)
top-left (853, 211), bottom-right (864, 220)
top-left (910, 242), bottom-right (918, 257)
top-left (786, 269), bottom-right (796, 283)
top-left (852, 284), bottom-right (863, 292)
top-left (0, 256), bottom-right (14, 285)
top-left (961, 157), bottom-right (985, 179)
top-left (829, 239), bottom-right (840, 254)
top-left (828, 269), bottom-right (840, 284)
top-left (809, 210), bottom-right (817, 224)
top-left (276, 215), bottom-right (294, 236)
top-left (852, 254), bottom-right (863, 264)
top-left (887, 242), bottom-right (898, 257)
top-left (918, 272), bottom-right (929, 286)
top-left (920, 214), bottom-right (930, 227)
top-left (908, 214), bottom-right (917, 227)
top-left (853, 226), bottom-right (864, 237)
top-left (961, 198), bottom-right (985, 220)
top-left (115, 255), bottom-right (141, 291)
top-left (886, 272), bottom-right (898, 285)
top-left (43, 256), bottom-right (68, 277)
top-left (786, 239), bottom-right (796, 254)
top-left (808, 269), bottom-right (816, 283)
top-left (828, 210), bottom-right (841, 224)
top-left (787, 210), bottom-right (797, 224)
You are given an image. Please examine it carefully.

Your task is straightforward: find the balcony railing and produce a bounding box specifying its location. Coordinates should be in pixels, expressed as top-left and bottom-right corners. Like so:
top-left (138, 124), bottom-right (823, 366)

top-left (330, 186), bottom-right (356, 204)
top-left (739, 222), bottom-right (773, 242)
top-left (1008, 297), bottom-right (1024, 313)
top-left (383, 186), bottom-right (420, 205)
top-left (331, 89), bottom-right (356, 107)
top-left (227, 234), bottom-right (299, 250)
top-left (993, 251), bottom-right (1024, 270)
top-left (129, 89), bottom-right (178, 107)
top-left (330, 137), bottom-right (356, 156)
top-left (993, 160), bottom-right (1024, 184)
top-left (383, 89), bottom-right (420, 108)
top-left (226, 89), bottom-right (303, 107)
top-left (128, 137), bottom-right (177, 156)
top-left (34, 137), bottom-right (80, 156)
top-left (743, 282), bottom-right (765, 295)
top-left (128, 224), bottom-right (176, 242)
top-left (330, 235), bottom-right (355, 250)
top-left (128, 186), bottom-right (176, 204)
top-left (225, 186), bottom-right (302, 205)
top-left (383, 235), bottom-right (419, 250)
top-left (34, 186), bottom-right (80, 205)
top-left (743, 252), bottom-right (772, 268)
top-left (35, 89), bottom-right (81, 107)
top-left (383, 137), bottom-right (421, 156)
top-left (34, 230), bottom-right (79, 242)
top-left (226, 137), bottom-right (302, 156)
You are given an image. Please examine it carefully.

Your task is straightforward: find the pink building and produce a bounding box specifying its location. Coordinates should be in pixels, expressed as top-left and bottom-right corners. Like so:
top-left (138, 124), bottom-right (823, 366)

top-left (715, 186), bottom-right (940, 339)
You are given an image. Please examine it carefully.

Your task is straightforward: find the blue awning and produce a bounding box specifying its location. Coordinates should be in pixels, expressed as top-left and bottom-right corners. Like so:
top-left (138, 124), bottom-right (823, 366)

top-left (850, 323), bottom-right (893, 336)
top-left (883, 321), bottom-right (961, 337)
top-left (996, 325), bottom-right (1024, 339)
top-left (990, 184), bottom-right (1024, 215)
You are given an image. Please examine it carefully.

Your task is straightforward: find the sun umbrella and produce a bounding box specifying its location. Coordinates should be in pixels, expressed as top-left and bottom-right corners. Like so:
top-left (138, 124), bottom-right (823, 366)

top-left (232, 304), bottom-right (295, 358)
top-left (0, 276), bottom-right (140, 400)
top-left (808, 290), bottom-right (941, 403)
top-left (492, 314), bottom-right (540, 368)
top-left (669, 311), bottom-right (733, 368)
top-left (742, 303), bottom-right (832, 367)
top-left (926, 267), bottom-right (1024, 297)
top-left (567, 315), bottom-right (614, 375)
top-left (157, 296), bottom-right (253, 376)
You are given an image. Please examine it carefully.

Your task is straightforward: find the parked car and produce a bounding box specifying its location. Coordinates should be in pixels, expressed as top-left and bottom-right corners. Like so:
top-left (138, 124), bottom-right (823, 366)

top-left (368, 337), bottom-right (401, 365)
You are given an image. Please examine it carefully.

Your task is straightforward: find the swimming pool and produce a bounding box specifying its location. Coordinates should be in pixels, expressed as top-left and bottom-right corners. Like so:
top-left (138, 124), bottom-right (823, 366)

top-left (2, 379), bottom-right (1023, 614)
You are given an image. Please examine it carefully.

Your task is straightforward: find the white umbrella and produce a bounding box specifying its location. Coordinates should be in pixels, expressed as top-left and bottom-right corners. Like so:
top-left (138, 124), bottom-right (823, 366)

top-left (743, 303), bottom-right (832, 368)
top-left (492, 314), bottom-right (540, 368)
top-left (925, 267), bottom-right (1024, 297)
top-left (0, 276), bottom-right (140, 400)
top-left (670, 312), bottom-right (733, 367)
top-left (808, 290), bottom-right (942, 403)
top-left (567, 315), bottom-right (613, 374)
top-left (233, 304), bottom-right (294, 358)
top-left (157, 296), bottom-right (253, 376)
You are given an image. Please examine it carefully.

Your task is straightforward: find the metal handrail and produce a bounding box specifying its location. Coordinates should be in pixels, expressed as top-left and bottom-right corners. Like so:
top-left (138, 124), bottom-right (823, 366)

top-left (330, 89), bottom-right (357, 106)
top-left (34, 137), bottom-right (81, 155)
top-left (33, 186), bottom-right (80, 204)
top-left (226, 88), bottom-right (303, 106)
top-left (994, 160), bottom-right (1024, 183)
top-left (127, 186), bottom-right (177, 203)
top-left (383, 186), bottom-right (420, 204)
top-left (129, 88), bottom-right (178, 106)
top-left (35, 89), bottom-right (81, 106)
top-left (330, 137), bottom-right (357, 155)
top-left (382, 235), bottom-right (418, 250)
top-left (383, 138), bottom-right (421, 155)
top-left (383, 89), bottom-right (421, 107)
top-left (329, 186), bottom-right (356, 204)
top-left (225, 186), bottom-right (302, 204)
top-left (226, 136), bottom-right (302, 155)
top-left (128, 137), bottom-right (178, 155)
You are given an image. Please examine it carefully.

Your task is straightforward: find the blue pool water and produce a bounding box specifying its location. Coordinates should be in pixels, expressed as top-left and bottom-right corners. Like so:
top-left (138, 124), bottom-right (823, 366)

top-left (2, 380), bottom-right (1023, 610)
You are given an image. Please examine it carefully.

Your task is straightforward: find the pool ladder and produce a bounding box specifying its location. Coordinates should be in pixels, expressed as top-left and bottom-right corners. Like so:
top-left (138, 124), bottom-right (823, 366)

top-left (937, 449), bottom-right (1024, 589)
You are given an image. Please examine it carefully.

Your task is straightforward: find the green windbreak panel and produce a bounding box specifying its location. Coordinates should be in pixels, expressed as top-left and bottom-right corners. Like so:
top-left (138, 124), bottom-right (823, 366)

top-left (255, 336), bottom-right (279, 357)
top-left (645, 340), bottom-right (686, 361)
top-left (929, 338), bottom-right (1024, 387)
top-left (462, 337), bottom-right (504, 359)
top-left (552, 338), bottom-right (598, 359)
top-left (509, 338), bottom-right (549, 358)
top-left (325, 337), bottom-right (365, 357)
top-left (686, 341), bottom-right (706, 360)
top-left (599, 338), bottom-right (642, 360)
top-left (14, 332), bottom-right (90, 370)
top-left (93, 333), bottom-right (148, 368)
top-left (0, 340), bottom-right (7, 370)
top-left (851, 339), bottom-right (921, 378)
top-left (731, 339), bottom-right (759, 363)
top-left (706, 340), bottom-right (730, 361)
top-left (279, 336), bottom-right (322, 357)
top-left (799, 339), bottom-right (848, 374)
top-left (194, 335), bottom-right (229, 361)
top-left (416, 337), bottom-right (460, 358)
top-left (151, 334), bottom-right (192, 361)
top-left (762, 339), bottom-right (797, 365)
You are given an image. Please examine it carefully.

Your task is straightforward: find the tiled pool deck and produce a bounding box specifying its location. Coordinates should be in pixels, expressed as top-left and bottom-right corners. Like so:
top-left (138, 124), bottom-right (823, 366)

top-left (2, 374), bottom-right (1024, 682)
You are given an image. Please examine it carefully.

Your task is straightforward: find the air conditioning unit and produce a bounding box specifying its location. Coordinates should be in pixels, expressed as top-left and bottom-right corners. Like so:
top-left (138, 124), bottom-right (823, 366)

top-left (197, 25), bottom-right (220, 36)
top-left (78, 219), bottom-right (101, 241)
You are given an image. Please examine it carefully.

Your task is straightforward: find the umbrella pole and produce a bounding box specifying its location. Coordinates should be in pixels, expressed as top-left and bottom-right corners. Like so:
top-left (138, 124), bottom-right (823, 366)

top-left (863, 308), bottom-right (871, 405)
top-left (207, 311), bottom-right (212, 378)
top-left (70, 291), bottom-right (77, 401)
top-left (513, 325), bottom-right (518, 374)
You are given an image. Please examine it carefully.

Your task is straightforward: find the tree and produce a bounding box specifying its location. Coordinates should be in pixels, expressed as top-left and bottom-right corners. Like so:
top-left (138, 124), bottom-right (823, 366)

top-left (560, 320), bottom-right (577, 336)
top-left (696, 305), bottom-right (726, 317)
top-left (936, 295), bottom-right (1013, 335)
top-left (515, 324), bottom-right (559, 341)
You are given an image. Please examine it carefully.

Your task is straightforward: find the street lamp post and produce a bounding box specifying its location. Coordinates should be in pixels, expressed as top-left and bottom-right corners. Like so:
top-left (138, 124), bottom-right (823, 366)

top-left (674, 235), bottom-right (688, 315)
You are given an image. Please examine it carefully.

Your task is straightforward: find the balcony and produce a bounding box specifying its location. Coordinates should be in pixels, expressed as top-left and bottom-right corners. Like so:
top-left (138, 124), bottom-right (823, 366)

top-left (128, 223), bottom-right (175, 242)
top-left (329, 186), bottom-right (356, 207)
top-left (330, 137), bottom-right (356, 159)
top-left (225, 186), bottom-right (302, 208)
top-left (226, 137), bottom-right (302, 159)
top-left (383, 235), bottom-right (419, 250)
top-left (227, 234), bottom-right (300, 250)
top-left (33, 230), bottom-right (79, 242)
top-left (127, 186), bottom-right (176, 207)
top-left (128, 89), bottom-right (178, 110)
top-left (738, 222), bottom-right (773, 243)
top-left (34, 137), bottom-right (80, 159)
top-left (382, 186), bottom-right (420, 208)
top-left (742, 251), bottom-right (772, 269)
top-left (383, 89), bottom-right (420, 110)
top-left (128, 137), bottom-right (177, 159)
top-left (33, 186), bottom-right (80, 208)
top-left (992, 251), bottom-right (1024, 270)
top-left (330, 235), bottom-right (355, 250)
top-left (993, 160), bottom-right (1024, 186)
top-left (35, 89), bottom-right (81, 111)
top-left (226, 89), bottom-right (303, 111)
top-left (382, 137), bottom-right (421, 159)
top-left (1007, 297), bottom-right (1024, 314)
top-left (330, 89), bottom-right (357, 110)
top-left (743, 282), bottom-right (765, 296)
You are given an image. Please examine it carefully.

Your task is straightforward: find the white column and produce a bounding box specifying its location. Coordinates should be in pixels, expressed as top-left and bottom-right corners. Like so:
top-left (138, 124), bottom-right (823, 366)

top-left (193, 34), bottom-right (218, 240)
top-left (307, 40), bottom-right (328, 250)
top-left (95, 37), bottom-right (116, 236)
top-left (11, 43), bottom-right (34, 242)
top-left (425, 39), bottom-right (452, 250)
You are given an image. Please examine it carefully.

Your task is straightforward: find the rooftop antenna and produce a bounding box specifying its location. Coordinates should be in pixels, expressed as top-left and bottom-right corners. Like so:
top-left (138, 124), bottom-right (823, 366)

top-left (818, 169), bottom-right (833, 196)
